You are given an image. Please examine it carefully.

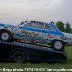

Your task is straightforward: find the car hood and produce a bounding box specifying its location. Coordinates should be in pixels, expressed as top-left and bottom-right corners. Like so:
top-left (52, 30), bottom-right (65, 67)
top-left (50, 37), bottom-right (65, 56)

top-left (0, 23), bottom-right (15, 27)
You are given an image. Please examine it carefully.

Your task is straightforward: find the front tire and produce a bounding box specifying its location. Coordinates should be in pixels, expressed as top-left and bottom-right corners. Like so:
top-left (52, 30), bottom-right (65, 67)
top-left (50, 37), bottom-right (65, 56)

top-left (0, 30), bottom-right (12, 42)
top-left (51, 40), bottom-right (65, 50)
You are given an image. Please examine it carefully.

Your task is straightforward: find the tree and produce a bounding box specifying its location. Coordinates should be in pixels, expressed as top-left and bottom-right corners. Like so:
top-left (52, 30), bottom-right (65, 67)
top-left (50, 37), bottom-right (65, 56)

top-left (56, 21), bottom-right (65, 32)
top-left (65, 22), bottom-right (72, 33)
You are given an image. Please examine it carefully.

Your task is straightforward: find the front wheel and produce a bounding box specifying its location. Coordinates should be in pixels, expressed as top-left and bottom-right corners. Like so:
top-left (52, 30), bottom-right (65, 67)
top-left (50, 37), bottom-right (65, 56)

top-left (0, 30), bottom-right (12, 42)
top-left (51, 40), bottom-right (65, 50)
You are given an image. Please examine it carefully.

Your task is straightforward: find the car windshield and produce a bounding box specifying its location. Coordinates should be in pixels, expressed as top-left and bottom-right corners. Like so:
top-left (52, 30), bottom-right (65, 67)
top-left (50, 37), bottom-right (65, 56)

top-left (20, 21), bottom-right (28, 25)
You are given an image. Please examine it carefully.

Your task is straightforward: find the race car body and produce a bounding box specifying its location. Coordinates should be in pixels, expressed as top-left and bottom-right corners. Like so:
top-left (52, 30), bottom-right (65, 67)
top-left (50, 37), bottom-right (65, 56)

top-left (0, 21), bottom-right (67, 50)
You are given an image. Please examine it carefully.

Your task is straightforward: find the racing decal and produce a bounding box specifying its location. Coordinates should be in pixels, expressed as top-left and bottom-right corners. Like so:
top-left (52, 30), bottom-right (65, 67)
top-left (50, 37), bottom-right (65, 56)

top-left (4, 26), bottom-right (8, 30)
top-left (21, 30), bottom-right (39, 37)
top-left (19, 26), bottom-right (64, 36)
top-left (48, 34), bottom-right (54, 38)
top-left (0, 21), bottom-right (68, 45)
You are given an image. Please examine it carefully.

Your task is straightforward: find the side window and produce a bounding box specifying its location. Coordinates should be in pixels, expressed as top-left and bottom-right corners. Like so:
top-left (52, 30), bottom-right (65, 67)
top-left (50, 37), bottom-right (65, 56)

top-left (30, 22), bottom-right (44, 29)
top-left (45, 24), bottom-right (51, 30)
top-left (24, 21), bottom-right (44, 29)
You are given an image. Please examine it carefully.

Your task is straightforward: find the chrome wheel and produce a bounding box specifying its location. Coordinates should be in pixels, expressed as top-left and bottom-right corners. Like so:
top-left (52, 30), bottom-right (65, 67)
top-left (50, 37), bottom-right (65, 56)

top-left (1, 32), bottom-right (9, 41)
top-left (54, 41), bottom-right (62, 50)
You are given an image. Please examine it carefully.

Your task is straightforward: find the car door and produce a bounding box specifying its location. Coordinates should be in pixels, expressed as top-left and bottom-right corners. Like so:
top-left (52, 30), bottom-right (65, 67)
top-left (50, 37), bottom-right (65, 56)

top-left (41, 24), bottom-right (54, 44)
top-left (19, 21), bottom-right (44, 43)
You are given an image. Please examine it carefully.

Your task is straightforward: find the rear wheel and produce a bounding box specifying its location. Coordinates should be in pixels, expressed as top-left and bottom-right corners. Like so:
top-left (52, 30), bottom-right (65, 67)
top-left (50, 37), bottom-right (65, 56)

top-left (12, 51), bottom-right (27, 63)
top-left (0, 30), bottom-right (12, 42)
top-left (51, 40), bottom-right (65, 50)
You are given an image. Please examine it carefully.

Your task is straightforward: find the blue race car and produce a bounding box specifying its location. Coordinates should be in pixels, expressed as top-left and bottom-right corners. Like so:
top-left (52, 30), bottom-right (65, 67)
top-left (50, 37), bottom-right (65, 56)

top-left (0, 21), bottom-right (67, 50)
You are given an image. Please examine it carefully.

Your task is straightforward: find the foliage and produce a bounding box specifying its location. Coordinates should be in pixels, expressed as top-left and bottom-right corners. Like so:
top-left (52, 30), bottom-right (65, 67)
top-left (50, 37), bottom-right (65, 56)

top-left (65, 22), bottom-right (72, 33)
top-left (56, 21), bottom-right (65, 32)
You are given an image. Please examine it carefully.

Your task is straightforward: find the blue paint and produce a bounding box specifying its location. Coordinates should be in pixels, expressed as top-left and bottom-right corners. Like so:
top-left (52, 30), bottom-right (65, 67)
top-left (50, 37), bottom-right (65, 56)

top-left (0, 23), bottom-right (5, 26)
top-left (0, 23), bottom-right (64, 36)
top-left (0, 23), bottom-right (14, 27)
top-left (19, 26), bottom-right (64, 36)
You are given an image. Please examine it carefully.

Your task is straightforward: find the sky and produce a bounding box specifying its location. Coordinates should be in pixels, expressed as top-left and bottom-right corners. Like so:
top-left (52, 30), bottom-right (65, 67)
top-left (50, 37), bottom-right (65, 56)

top-left (0, 0), bottom-right (72, 26)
